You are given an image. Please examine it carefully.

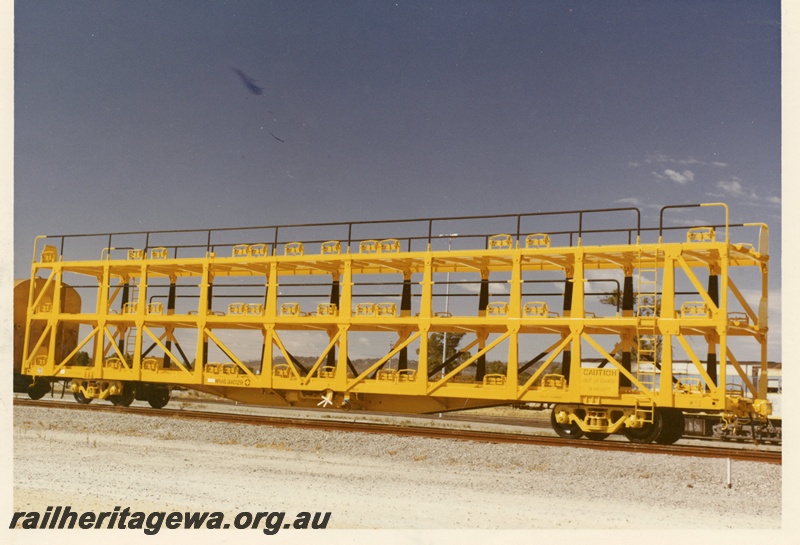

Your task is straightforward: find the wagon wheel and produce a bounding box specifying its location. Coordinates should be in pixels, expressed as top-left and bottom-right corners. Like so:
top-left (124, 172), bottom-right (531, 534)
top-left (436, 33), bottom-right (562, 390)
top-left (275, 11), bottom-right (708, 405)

top-left (550, 407), bottom-right (584, 439)
top-left (654, 409), bottom-right (685, 445)
top-left (623, 409), bottom-right (663, 444)
top-left (73, 391), bottom-right (92, 405)
top-left (27, 379), bottom-right (50, 400)
top-left (584, 432), bottom-right (610, 441)
top-left (147, 388), bottom-right (170, 409)
top-left (109, 383), bottom-right (136, 407)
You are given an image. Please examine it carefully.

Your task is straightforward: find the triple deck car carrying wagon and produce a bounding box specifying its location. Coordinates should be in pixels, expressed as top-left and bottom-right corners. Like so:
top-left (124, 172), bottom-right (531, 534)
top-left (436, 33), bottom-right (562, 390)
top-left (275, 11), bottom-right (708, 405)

top-left (18, 203), bottom-right (773, 444)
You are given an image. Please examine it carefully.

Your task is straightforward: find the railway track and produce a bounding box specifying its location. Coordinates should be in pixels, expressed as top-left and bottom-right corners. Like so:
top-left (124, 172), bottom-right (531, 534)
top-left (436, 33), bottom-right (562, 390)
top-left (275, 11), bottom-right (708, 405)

top-left (13, 398), bottom-right (781, 464)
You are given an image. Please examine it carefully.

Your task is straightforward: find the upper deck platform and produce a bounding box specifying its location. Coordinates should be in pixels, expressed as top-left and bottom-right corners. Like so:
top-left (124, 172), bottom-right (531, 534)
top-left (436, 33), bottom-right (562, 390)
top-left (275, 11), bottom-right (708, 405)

top-left (30, 202), bottom-right (768, 278)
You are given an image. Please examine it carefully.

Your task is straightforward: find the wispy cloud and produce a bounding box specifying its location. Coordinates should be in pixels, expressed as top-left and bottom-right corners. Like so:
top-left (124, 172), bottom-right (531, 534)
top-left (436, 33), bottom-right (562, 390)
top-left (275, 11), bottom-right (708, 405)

top-left (584, 270), bottom-right (624, 294)
top-left (707, 177), bottom-right (780, 206)
top-left (716, 179), bottom-right (754, 199)
top-left (630, 153), bottom-right (728, 184)
top-left (461, 282), bottom-right (510, 295)
top-left (634, 153), bottom-right (728, 168)
top-left (615, 197), bottom-right (644, 206)
top-left (653, 168), bottom-right (694, 185)
top-left (613, 197), bottom-right (663, 211)
top-left (668, 216), bottom-right (718, 227)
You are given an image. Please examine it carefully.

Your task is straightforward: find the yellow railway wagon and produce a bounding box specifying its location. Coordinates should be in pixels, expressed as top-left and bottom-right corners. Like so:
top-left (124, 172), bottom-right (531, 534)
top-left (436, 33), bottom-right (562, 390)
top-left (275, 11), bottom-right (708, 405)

top-left (18, 203), bottom-right (772, 444)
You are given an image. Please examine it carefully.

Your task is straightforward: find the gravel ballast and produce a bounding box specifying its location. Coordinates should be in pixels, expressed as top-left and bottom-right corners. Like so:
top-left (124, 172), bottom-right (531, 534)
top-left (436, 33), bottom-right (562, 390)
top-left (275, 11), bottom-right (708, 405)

top-left (13, 405), bottom-right (781, 529)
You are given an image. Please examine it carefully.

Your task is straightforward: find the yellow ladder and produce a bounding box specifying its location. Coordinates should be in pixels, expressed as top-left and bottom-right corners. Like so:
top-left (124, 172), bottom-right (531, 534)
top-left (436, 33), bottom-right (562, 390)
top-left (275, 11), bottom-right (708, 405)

top-left (634, 396), bottom-right (655, 424)
top-left (636, 251), bottom-right (660, 391)
top-left (122, 281), bottom-right (139, 358)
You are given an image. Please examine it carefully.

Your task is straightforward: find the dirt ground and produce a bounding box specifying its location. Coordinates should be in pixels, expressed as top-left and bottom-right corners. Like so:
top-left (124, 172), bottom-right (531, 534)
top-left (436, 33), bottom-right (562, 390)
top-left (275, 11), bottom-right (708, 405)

top-left (12, 404), bottom-right (782, 536)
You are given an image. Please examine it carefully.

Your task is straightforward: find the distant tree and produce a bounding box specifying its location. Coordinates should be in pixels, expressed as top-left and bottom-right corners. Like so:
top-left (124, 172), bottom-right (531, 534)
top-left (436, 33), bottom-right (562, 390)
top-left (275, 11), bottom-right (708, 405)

top-left (75, 351), bottom-right (90, 366)
top-left (486, 360), bottom-right (506, 375)
top-left (486, 359), bottom-right (533, 385)
top-left (599, 288), bottom-right (659, 317)
top-left (420, 332), bottom-right (469, 373)
top-left (599, 288), bottom-right (623, 311)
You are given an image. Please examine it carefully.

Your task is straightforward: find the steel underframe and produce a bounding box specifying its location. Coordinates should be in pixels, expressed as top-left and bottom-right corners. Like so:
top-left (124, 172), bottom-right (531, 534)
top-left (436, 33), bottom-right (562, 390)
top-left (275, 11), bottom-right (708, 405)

top-left (21, 203), bottom-right (770, 417)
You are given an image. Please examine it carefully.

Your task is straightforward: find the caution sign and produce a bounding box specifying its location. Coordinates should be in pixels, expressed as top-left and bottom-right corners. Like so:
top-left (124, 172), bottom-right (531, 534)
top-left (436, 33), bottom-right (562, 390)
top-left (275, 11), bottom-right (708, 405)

top-left (581, 368), bottom-right (619, 396)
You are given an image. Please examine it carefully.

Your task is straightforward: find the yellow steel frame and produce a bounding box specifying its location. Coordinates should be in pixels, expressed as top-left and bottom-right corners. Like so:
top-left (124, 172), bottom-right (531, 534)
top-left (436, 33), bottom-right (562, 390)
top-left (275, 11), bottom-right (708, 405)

top-left (21, 203), bottom-right (771, 418)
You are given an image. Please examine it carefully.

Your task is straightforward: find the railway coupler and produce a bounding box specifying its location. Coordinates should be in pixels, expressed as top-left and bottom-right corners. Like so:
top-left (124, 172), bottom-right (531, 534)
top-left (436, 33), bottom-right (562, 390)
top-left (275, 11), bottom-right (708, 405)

top-left (713, 413), bottom-right (781, 444)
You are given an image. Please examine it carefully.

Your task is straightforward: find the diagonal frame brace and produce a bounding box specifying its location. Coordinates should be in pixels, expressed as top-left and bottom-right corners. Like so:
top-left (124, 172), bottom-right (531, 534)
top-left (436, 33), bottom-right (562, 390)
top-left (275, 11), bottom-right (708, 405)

top-left (103, 326), bottom-right (131, 369)
top-left (428, 336), bottom-right (482, 377)
top-left (582, 333), bottom-right (655, 398)
top-left (271, 332), bottom-right (304, 379)
top-left (726, 347), bottom-right (757, 397)
top-left (428, 331), bottom-right (510, 395)
top-left (347, 331), bottom-right (422, 391)
top-left (516, 335), bottom-right (572, 400)
top-left (676, 255), bottom-right (718, 314)
top-left (302, 330), bottom-right (343, 385)
top-left (728, 278), bottom-right (758, 326)
top-left (676, 333), bottom-right (719, 395)
top-left (143, 326), bottom-right (193, 376)
top-left (203, 328), bottom-right (257, 378)
top-left (53, 324), bottom-right (100, 374)
top-left (28, 270), bottom-right (56, 314)
top-left (23, 322), bottom-right (53, 370)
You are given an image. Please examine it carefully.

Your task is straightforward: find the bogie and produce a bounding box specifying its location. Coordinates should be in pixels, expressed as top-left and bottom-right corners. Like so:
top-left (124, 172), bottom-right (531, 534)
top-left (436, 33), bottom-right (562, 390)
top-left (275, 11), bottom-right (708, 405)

top-left (550, 404), bottom-right (684, 444)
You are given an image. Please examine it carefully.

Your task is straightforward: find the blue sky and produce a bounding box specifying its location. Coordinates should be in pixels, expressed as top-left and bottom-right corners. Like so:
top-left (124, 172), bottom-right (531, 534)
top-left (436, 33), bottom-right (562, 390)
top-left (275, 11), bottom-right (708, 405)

top-left (11, 0), bottom-right (783, 359)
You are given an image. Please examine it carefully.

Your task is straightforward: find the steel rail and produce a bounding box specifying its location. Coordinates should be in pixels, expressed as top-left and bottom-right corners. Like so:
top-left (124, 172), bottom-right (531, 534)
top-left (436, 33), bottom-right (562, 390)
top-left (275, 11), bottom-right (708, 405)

top-left (14, 399), bottom-right (780, 464)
